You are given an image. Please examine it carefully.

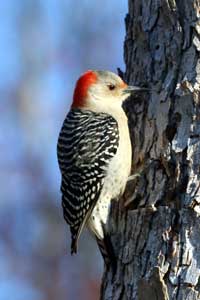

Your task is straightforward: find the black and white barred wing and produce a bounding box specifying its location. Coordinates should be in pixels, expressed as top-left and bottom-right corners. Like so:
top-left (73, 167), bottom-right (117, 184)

top-left (57, 109), bottom-right (119, 253)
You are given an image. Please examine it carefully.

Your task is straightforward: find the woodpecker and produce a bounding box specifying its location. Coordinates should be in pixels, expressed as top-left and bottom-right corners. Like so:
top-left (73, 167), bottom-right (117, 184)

top-left (57, 70), bottom-right (144, 267)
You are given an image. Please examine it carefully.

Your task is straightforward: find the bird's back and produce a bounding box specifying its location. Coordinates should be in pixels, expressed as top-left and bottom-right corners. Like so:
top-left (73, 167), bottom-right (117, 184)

top-left (57, 108), bottom-right (119, 253)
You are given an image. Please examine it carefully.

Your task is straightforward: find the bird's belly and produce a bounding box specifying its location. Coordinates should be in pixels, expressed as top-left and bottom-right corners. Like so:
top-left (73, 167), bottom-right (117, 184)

top-left (87, 133), bottom-right (132, 240)
top-left (104, 127), bottom-right (132, 198)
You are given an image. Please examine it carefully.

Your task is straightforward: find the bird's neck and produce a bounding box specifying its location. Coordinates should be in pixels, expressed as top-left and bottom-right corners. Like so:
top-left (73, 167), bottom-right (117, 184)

top-left (81, 98), bottom-right (127, 122)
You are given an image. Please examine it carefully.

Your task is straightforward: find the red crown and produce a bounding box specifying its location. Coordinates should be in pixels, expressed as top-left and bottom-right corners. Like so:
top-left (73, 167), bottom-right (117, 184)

top-left (72, 70), bottom-right (97, 108)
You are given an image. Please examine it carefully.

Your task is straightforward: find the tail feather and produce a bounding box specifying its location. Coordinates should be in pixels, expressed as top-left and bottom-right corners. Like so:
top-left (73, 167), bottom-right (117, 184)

top-left (70, 226), bottom-right (78, 254)
top-left (70, 219), bottom-right (117, 273)
top-left (96, 228), bottom-right (117, 273)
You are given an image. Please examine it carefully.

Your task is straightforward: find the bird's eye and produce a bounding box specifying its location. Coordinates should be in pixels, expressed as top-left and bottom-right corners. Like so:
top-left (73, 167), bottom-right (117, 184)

top-left (108, 84), bottom-right (116, 91)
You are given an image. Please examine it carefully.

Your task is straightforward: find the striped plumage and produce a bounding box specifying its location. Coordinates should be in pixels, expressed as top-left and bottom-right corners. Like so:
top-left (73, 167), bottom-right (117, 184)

top-left (57, 109), bottom-right (119, 254)
top-left (57, 70), bottom-right (145, 269)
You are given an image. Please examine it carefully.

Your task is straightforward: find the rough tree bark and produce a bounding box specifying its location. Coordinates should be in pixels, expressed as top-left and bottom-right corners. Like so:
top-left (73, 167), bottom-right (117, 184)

top-left (101, 1), bottom-right (200, 299)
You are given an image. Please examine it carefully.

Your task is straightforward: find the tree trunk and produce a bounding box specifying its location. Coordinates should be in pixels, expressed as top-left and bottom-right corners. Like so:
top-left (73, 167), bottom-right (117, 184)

top-left (101, 1), bottom-right (200, 299)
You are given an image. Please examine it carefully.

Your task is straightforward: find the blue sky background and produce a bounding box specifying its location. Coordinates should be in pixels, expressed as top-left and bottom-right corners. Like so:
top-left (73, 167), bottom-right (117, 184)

top-left (0, 1), bottom-right (127, 299)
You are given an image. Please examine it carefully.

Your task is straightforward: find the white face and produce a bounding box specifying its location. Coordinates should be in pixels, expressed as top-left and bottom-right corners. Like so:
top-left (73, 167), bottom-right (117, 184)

top-left (88, 71), bottom-right (130, 106)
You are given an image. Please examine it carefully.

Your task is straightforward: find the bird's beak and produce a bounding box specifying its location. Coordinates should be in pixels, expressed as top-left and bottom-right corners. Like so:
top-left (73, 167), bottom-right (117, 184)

top-left (123, 85), bottom-right (149, 94)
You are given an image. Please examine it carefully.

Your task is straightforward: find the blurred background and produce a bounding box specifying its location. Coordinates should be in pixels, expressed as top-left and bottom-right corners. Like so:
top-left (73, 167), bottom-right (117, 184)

top-left (0, 1), bottom-right (127, 299)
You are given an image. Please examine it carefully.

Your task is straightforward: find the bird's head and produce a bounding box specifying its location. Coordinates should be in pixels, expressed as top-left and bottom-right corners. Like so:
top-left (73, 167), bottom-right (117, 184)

top-left (72, 70), bottom-right (146, 110)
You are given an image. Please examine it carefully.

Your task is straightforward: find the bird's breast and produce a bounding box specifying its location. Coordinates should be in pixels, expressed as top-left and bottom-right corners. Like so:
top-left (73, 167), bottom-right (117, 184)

top-left (105, 118), bottom-right (132, 198)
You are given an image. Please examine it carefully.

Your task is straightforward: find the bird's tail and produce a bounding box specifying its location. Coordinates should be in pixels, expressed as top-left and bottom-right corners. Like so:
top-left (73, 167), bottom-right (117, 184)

top-left (96, 230), bottom-right (117, 273)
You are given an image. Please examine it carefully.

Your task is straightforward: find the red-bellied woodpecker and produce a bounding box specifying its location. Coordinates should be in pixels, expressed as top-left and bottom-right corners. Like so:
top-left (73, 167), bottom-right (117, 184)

top-left (57, 70), bottom-right (145, 268)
